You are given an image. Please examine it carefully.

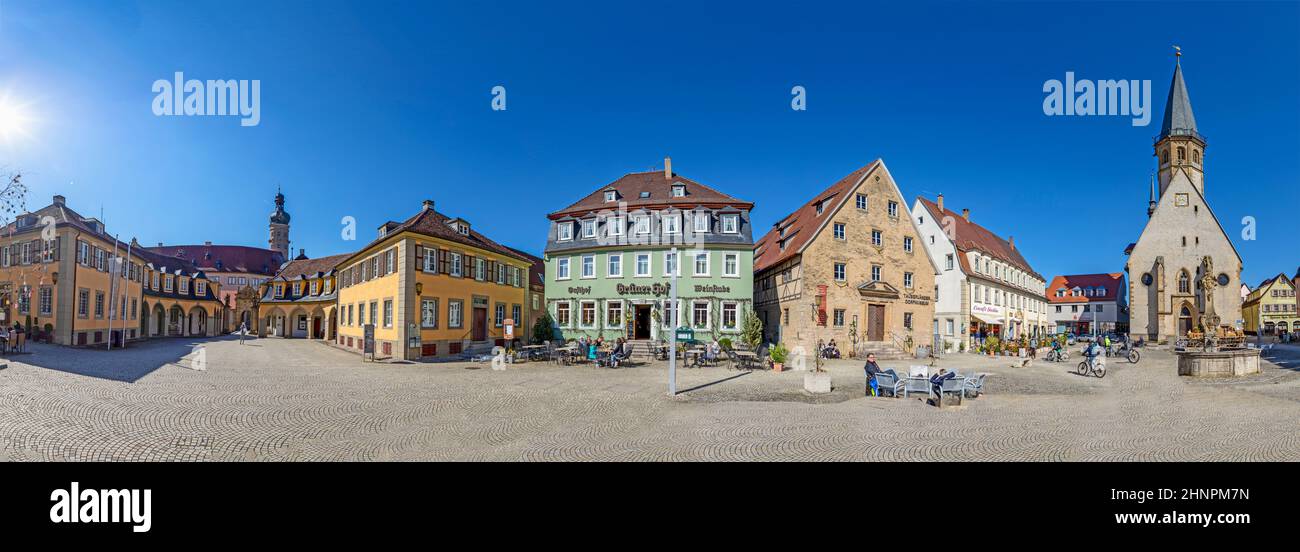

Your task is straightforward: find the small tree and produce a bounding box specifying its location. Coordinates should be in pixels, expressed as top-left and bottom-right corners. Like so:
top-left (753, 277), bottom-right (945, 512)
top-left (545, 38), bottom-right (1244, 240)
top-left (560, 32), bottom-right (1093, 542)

top-left (531, 312), bottom-right (555, 344)
top-left (740, 308), bottom-right (763, 350)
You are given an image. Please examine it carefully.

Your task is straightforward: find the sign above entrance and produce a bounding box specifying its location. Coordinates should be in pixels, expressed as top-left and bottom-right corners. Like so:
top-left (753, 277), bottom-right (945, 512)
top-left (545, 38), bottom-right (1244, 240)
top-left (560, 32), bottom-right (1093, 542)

top-left (694, 284), bottom-right (730, 294)
top-left (567, 286), bottom-right (592, 295)
top-left (904, 292), bottom-right (931, 306)
top-left (616, 283), bottom-right (672, 297)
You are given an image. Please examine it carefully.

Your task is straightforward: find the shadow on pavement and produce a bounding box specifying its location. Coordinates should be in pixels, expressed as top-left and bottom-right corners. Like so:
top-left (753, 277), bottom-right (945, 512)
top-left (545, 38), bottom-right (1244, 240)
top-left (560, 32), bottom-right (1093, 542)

top-left (10, 335), bottom-right (240, 383)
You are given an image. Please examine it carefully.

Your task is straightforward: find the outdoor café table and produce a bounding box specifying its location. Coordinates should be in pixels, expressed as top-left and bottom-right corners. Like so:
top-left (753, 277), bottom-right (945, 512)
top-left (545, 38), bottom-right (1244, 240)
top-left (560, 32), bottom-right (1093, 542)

top-left (520, 345), bottom-right (546, 361)
top-left (555, 346), bottom-right (577, 365)
top-left (685, 348), bottom-right (706, 367)
top-left (734, 350), bottom-right (759, 369)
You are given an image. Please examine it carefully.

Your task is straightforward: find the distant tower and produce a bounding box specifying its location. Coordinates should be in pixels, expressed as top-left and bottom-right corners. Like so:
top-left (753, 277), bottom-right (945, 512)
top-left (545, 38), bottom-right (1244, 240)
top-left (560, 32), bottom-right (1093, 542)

top-left (1154, 48), bottom-right (1205, 196)
top-left (269, 188), bottom-right (290, 258)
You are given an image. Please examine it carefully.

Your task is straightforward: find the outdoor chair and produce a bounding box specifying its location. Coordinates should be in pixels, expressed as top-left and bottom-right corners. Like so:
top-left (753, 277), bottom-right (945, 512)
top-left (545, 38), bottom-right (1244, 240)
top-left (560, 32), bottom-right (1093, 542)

top-left (933, 377), bottom-right (964, 406)
top-left (873, 372), bottom-right (905, 398)
top-left (962, 373), bottom-right (987, 398)
top-left (903, 376), bottom-right (930, 398)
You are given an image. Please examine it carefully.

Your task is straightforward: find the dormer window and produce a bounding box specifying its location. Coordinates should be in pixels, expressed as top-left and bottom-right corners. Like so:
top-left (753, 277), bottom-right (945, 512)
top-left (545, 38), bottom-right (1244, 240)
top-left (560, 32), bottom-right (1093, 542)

top-left (693, 212), bottom-right (710, 233)
top-left (815, 201), bottom-right (824, 215)
top-left (661, 212), bottom-right (681, 235)
top-left (722, 214), bottom-right (739, 234)
top-left (457, 224), bottom-right (469, 235)
top-left (671, 184), bottom-right (685, 197)
top-left (604, 190), bottom-right (617, 202)
top-left (557, 221), bottom-right (574, 241)
top-left (581, 219), bottom-right (596, 239)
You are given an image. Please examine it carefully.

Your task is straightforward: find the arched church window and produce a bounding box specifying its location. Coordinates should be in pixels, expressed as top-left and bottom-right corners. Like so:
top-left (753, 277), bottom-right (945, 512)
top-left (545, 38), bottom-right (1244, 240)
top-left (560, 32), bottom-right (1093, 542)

top-left (1192, 149), bottom-right (1200, 164)
top-left (1178, 270), bottom-right (1190, 294)
top-left (1177, 147), bottom-right (1185, 161)
top-left (1161, 149), bottom-right (1169, 164)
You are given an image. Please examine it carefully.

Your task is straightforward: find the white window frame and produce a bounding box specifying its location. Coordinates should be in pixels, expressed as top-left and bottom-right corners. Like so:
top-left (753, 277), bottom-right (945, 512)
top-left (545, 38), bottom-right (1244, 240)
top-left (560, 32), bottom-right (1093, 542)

top-left (607, 216), bottom-right (624, 236)
top-left (557, 221), bottom-right (574, 241)
top-left (554, 301), bottom-right (571, 328)
top-left (422, 298), bottom-right (439, 328)
top-left (449, 300), bottom-right (464, 328)
top-left (578, 300), bottom-right (597, 329)
top-left (721, 214), bottom-right (739, 234)
top-left (721, 301), bottom-right (738, 330)
top-left (581, 219), bottom-right (596, 239)
top-left (557, 257), bottom-right (571, 280)
top-left (723, 253), bottom-right (739, 278)
top-left (693, 212), bottom-right (710, 233)
top-left (634, 216), bottom-right (650, 235)
top-left (904, 272), bottom-right (913, 288)
top-left (607, 253), bottom-right (623, 278)
top-left (691, 300), bottom-right (710, 329)
top-left (450, 252), bottom-right (463, 277)
top-left (606, 300), bottom-right (623, 328)
top-left (834, 263), bottom-right (846, 282)
top-left (581, 254), bottom-right (595, 279)
top-left (833, 223), bottom-right (846, 240)
top-left (663, 251), bottom-right (680, 276)
top-left (661, 213), bottom-right (681, 235)
top-left (693, 251), bottom-right (709, 277)
top-left (635, 253), bottom-right (651, 277)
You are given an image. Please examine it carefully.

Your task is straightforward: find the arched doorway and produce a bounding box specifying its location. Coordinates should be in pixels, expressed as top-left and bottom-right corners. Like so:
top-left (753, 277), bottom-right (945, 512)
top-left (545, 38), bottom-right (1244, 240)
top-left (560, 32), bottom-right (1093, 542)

top-left (189, 306), bottom-right (207, 336)
top-left (326, 307), bottom-right (338, 341)
top-left (168, 305), bottom-right (185, 336)
top-left (288, 307), bottom-right (309, 338)
top-left (153, 304), bottom-right (167, 337)
top-left (1178, 304), bottom-right (1194, 336)
top-left (140, 301), bottom-right (151, 337)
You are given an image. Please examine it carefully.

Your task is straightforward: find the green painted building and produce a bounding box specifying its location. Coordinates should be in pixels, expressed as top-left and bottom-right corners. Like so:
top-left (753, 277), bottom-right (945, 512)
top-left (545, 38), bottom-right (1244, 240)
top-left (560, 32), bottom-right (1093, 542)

top-left (543, 159), bottom-right (754, 343)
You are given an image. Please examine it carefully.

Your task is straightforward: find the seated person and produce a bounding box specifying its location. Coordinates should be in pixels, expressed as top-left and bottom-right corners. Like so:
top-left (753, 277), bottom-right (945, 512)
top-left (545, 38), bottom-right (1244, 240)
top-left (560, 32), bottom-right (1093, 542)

top-left (929, 368), bottom-right (956, 398)
top-left (825, 339), bottom-right (841, 359)
top-left (861, 353), bottom-right (899, 396)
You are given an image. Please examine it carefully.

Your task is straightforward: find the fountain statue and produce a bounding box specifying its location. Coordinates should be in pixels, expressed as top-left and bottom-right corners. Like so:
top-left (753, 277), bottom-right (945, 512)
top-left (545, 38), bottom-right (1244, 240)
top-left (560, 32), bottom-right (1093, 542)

top-left (1176, 255), bottom-right (1259, 377)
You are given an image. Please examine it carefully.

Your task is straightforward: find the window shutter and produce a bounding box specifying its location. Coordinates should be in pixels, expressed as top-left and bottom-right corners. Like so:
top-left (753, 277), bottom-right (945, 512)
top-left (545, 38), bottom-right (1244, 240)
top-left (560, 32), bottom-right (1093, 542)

top-left (415, 247), bottom-right (423, 272)
top-left (439, 249), bottom-right (448, 274)
top-left (466, 255), bottom-right (475, 279)
top-left (54, 236), bottom-right (62, 261)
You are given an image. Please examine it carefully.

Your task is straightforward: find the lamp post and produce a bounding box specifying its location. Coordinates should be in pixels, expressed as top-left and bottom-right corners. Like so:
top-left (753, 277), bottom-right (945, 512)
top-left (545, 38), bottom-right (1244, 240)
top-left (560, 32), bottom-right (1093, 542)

top-left (668, 246), bottom-right (678, 396)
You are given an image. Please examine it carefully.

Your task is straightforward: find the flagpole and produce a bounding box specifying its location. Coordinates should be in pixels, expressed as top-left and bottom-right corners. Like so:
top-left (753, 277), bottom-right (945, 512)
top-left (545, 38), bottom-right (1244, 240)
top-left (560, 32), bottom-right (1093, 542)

top-left (120, 238), bottom-right (133, 348)
top-left (107, 234), bottom-right (120, 350)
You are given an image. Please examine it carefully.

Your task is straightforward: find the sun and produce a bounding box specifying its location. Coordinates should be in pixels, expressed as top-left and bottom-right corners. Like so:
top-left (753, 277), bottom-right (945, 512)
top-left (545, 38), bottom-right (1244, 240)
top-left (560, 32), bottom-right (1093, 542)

top-left (0, 94), bottom-right (36, 143)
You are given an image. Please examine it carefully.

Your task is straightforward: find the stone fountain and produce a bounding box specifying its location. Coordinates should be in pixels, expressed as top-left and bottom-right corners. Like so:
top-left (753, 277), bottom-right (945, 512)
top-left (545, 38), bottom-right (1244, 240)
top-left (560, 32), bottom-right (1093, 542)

top-left (1176, 256), bottom-right (1261, 377)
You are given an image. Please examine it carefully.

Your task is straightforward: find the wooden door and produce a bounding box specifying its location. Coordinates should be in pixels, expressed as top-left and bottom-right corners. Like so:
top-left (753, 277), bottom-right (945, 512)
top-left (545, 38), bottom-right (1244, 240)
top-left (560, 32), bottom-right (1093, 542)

top-left (868, 304), bottom-right (885, 341)
top-left (472, 308), bottom-right (488, 341)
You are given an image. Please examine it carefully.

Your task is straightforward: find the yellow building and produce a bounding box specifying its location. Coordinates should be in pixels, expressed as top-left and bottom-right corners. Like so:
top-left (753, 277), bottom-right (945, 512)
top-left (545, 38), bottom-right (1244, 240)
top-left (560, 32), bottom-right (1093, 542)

top-left (0, 195), bottom-right (150, 346)
top-left (335, 200), bottom-right (532, 360)
top-left (136, 247), bottom-right (225, 338)
top-left (1243, 273), bottom-right (1299, 337)
top-left (258, 253), bottom-right (348, 339)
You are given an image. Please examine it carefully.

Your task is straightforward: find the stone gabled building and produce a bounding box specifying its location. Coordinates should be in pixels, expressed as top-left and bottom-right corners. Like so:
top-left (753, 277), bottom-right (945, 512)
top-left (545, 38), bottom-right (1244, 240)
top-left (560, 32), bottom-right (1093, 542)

top-left (754, 160), bottom-right (937, 358)
top-left (1124, 56), bottom-right (1243, 342)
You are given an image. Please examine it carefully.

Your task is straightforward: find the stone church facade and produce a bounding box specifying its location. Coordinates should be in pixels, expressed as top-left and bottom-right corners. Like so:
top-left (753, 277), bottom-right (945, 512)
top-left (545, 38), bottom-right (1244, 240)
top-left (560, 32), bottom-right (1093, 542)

top-left (1125, 56), bottom-right (1243, 342)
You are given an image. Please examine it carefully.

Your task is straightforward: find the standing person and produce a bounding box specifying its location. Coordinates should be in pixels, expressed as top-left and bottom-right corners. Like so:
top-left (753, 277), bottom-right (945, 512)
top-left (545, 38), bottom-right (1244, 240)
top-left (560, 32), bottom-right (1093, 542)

top-left (238, 322), bottom-right (247, 345)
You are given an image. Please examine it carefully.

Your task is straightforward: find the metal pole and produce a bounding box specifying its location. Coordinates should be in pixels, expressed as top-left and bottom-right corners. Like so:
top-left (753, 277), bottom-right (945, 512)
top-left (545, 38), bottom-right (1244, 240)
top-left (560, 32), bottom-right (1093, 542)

top-left (668, 246), bottom-right (677, 396)
top-left (120, 239), bottom-right (132, 346)
top-left (107, 235), bottom-right (120, 350)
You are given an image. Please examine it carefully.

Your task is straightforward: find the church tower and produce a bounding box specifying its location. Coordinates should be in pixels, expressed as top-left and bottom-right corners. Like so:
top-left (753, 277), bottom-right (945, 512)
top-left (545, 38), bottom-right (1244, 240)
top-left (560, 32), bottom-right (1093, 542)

top-left (269, 189), bottom-right (290, 258)
top-left (1154, 50), bottom-right (1206, 196)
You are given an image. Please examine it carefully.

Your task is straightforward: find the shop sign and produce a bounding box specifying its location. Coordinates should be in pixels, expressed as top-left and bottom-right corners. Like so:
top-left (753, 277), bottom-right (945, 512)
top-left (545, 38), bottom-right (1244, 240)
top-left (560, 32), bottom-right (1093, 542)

top-left (567, 286), bottom-right (592, 295)
top-left (972, 304), bottom-right (1003, 318)
top-left (694, 284), bottom-right (730, 294)
top-left (904, 292), bottom-right (931, 305)
top-left (616, 283), bottom-right (672, 297)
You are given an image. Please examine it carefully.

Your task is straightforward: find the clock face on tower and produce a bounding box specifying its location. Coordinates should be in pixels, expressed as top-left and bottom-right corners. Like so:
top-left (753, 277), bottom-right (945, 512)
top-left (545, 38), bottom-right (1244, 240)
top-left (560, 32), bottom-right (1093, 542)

top-left (1141, 273), bottom-right (1153, 286)
top-left (1217, 273), bottom-right (1229, 286)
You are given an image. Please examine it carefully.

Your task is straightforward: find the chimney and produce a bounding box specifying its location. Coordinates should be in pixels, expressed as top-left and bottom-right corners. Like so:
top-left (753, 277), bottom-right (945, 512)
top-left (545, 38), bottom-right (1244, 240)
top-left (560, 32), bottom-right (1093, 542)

top-left (664, 157), bottom-right (672, 179)
top-left (1008, 236), bottom-right (1015, 250)
top-left (157, 242), bottom-right (164, 248)
top-left (422, 199), bottom-right (435, 211)
top-left (52, 194), bottom-right (66, 206)
top-left (936, 193), bottom-right (944, 213)
top-left (962, 208), bottom-right (970, 222)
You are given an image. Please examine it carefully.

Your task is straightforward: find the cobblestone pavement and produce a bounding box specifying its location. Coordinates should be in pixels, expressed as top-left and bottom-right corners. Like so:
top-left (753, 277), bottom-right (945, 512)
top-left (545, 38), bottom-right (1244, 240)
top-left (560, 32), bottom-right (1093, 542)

top-left (1, 337), bottom-right (1297, 461)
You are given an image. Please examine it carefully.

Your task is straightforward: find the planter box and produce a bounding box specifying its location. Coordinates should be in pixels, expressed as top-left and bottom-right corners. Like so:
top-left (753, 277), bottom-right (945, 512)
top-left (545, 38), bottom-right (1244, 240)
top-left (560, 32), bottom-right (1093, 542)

top-left (804, 372), bottom-right (832, 394)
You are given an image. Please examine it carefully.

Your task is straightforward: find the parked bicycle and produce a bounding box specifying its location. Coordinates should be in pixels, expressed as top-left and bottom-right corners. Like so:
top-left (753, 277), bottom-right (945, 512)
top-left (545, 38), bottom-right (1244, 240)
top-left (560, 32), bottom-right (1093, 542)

top-left (1106, 342), bottom-right (1140, 363)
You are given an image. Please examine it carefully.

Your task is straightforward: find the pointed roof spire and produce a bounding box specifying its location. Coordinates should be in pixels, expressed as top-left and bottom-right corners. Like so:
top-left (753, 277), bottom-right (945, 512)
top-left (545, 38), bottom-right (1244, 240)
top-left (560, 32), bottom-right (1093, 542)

top-left (1147, 171), bottom-right (1157, 216)
top-left (1159, 47), bottom-right (1199, 141)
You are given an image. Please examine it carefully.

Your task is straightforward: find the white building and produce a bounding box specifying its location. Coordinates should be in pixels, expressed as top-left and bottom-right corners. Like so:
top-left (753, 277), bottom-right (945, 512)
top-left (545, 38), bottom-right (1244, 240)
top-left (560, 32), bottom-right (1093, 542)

top-left (1045, 273), bottom-right (1127, 336)
top-left (912, 195), bottom-right (1048, 352)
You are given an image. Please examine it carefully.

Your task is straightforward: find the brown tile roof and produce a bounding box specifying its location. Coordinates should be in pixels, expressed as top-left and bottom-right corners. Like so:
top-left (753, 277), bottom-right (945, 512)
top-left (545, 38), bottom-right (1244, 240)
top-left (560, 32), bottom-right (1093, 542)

top-left (144, 244), bottom-right (286, 276)
top-left (504, 246), bottom-right (545, 288)
top-left (917, 197), bottom-right (1044, 281)
top-left (753, 161), bottom-right (879, 273)
top-left (548, 170), bottom-right (752, 219)
top-left (273, 253), bottom-right (351, 280)
top-left (1046, 273), bottom-right (1125, 304)
top-left (344, 205), bottom-right (532, 266)
top-left (134, 247), bottom-right (204, 274)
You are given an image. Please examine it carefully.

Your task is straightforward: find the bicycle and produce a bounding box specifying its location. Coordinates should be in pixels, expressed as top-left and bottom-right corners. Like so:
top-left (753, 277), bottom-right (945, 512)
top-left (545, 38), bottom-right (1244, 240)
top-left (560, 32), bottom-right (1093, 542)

top-left (1077, 355), bottom-right (1106, 378)
top-left (1046, 348), bottom-right (1069, 362)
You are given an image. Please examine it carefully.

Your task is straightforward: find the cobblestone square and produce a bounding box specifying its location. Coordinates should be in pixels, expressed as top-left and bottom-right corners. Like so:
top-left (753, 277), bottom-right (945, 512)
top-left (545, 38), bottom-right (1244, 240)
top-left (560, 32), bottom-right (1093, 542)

top-left (1, 338), bottom-right (1298, 461)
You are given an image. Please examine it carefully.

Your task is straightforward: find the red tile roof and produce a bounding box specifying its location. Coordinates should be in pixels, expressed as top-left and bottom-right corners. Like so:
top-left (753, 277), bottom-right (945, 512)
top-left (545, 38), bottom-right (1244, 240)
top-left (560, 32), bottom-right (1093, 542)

top-left (145, 244), bottom-right (286, 276)
top-left (916, 197), bottom-right (1044, 281)
top-left (753, 161), bottom-right (879, 273)
top-left (548, 170), bottom-right (752, 219)
top-left (273, 253), bottom-right (351, 280)
top-left (342, 205), bottom-right (532, 267)
top-left (504, 246), bottom-right (545, 288)
top-left (1045, 273), bottom-right (1124, 304)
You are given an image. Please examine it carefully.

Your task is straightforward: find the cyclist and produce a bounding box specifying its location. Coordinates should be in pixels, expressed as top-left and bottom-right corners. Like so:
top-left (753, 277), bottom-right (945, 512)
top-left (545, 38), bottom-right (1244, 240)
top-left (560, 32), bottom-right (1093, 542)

top-left (1084, 339), bottom-right (1103, 371)
top-left (1050, 337), bottom-right (1064, 361)
top-left (1104, 333), bottom-right (1113, 356)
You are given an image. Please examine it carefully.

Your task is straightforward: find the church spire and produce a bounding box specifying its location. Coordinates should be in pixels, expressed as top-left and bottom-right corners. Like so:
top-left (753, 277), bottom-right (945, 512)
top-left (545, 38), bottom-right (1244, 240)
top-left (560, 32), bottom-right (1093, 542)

top-left (1159, 47), bottom-right (1198, 141)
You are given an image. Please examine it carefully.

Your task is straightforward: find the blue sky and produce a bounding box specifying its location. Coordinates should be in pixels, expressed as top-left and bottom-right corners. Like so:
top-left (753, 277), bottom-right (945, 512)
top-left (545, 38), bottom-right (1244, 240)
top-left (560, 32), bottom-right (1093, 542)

top-left (0, 0), bottom-right (1296, 287)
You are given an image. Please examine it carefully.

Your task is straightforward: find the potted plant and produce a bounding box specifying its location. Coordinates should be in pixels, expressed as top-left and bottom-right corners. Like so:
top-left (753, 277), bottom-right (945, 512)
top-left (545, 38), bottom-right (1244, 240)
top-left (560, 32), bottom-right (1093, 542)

top-left (769, 343), bottom-right (788, 372)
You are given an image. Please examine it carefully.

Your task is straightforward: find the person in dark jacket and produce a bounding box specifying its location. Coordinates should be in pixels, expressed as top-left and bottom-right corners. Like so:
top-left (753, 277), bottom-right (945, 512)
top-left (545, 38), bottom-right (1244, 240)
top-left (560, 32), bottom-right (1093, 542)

top-left (930, 368), bottom-right (956, 399)
top-left (862, 353), bottom-right (899, 396)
